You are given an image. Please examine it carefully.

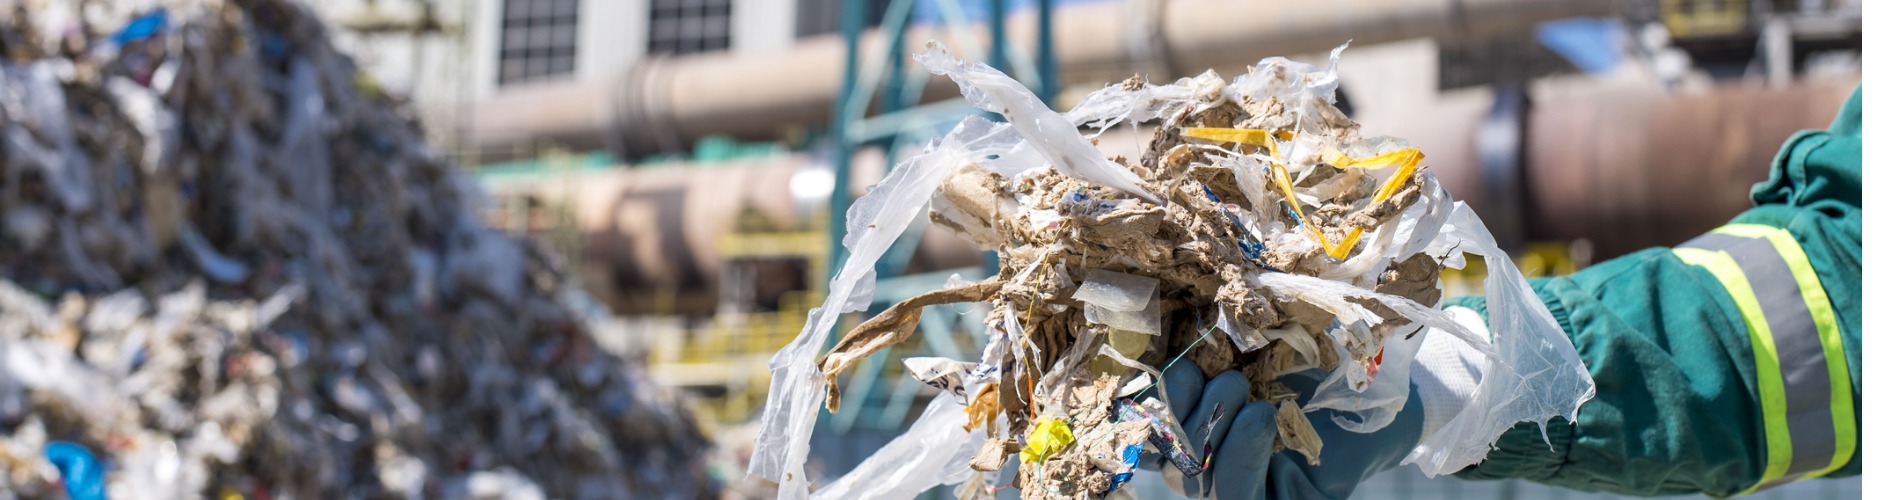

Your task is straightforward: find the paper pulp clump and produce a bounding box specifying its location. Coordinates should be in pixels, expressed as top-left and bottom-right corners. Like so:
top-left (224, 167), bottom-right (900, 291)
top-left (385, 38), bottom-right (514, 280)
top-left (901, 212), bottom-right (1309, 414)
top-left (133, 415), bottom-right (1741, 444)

top-left (753, 40), bottom-right (1594, 498)
top-left (0, 2), bottom-right (714, 498)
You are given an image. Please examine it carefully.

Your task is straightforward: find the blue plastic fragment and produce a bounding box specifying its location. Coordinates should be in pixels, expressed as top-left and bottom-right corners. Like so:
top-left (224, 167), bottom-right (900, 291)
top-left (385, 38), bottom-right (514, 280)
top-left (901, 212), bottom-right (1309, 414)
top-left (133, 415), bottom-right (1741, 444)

top-left (1115, 398), bottom-right (1206, 477)
top-left (1201, 184), bottom-right (1222, 202)
top-left (112, 9), bottom-right (168, 44)
top-left (45, 441), bottom-right (106, 500)
top-left (1103, 445), bottom-right (1142, 493)
top-left (1202, 181), bottom-right (1276, 261)
top-left (1217, 208), bottom-right (1265, 260)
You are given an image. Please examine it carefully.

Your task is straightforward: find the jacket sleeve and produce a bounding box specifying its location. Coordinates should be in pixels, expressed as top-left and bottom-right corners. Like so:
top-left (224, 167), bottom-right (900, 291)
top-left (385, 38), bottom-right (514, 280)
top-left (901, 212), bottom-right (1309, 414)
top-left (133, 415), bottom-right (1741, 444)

top-left (1441, 85), bottom-right (1862, 496)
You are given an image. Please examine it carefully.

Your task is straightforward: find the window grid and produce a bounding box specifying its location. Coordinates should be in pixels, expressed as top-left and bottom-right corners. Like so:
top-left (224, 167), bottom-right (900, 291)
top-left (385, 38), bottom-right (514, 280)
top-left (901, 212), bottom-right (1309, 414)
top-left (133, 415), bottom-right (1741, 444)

top-left (498, 0), bottom-right (580, 85)
top-left (648, 0), bottom-right (732, 55)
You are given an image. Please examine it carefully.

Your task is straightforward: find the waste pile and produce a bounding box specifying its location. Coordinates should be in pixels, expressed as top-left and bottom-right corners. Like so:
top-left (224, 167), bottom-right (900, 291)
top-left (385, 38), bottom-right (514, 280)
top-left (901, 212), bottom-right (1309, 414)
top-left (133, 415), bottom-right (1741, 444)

top-left (0, 1), bottom-right (711, 498)
top-left (751, 41), bottom-right (1593, 499)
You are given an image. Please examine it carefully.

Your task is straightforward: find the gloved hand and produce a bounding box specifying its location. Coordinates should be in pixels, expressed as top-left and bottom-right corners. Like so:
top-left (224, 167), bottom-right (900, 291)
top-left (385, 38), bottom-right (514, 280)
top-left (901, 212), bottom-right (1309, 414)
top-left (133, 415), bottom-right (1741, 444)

top-left (1148, 363), bottom-right (1425, 499)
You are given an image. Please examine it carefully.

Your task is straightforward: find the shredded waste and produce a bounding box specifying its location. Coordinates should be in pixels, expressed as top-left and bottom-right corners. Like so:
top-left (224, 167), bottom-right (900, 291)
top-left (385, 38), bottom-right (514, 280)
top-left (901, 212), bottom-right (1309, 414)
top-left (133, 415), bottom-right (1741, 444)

top-left (753, 40), bottom-right (1594, 499)
top-left (0, 1), bottom-right (713, 498)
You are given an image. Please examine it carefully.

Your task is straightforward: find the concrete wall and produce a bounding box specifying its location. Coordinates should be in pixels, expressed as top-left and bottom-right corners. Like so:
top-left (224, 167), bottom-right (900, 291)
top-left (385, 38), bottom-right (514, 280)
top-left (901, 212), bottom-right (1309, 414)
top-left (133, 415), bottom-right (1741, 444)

top-left (576, 0), bottom-right (648, 81)
top-left (316, 0), bottom-right (797, 103)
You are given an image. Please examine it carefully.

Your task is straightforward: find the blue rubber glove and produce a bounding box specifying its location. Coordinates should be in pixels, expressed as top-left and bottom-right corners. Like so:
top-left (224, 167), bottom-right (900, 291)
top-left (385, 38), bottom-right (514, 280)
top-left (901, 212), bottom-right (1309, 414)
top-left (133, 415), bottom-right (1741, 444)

top-left (1151, 363), bottom-right (1425, 499)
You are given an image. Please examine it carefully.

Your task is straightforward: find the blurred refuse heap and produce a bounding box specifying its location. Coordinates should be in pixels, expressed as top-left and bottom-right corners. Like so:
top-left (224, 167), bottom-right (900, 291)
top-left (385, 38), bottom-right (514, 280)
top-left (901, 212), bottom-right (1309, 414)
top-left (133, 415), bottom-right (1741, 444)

top-left (754, 41), bottom-right (1591, 499)
top-left (0, 1), bottom-right (710, 498)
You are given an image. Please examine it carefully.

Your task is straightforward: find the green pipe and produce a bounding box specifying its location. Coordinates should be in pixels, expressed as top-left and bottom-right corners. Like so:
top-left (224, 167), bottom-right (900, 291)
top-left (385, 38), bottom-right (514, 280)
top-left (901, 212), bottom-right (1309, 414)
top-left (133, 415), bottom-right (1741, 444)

top-left (829, 0), bottom-right (866, 277)
top-left (1036, 0), bottom-right (1058, 100)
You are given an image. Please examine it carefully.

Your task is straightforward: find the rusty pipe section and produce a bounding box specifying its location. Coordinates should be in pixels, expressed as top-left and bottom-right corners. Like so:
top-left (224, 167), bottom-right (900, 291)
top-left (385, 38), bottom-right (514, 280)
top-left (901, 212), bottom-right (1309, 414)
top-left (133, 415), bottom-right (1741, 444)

top-left (1521, 79), bottom-right (1858, 259)
top-left (542, 77), bottom-right (1857, 315)
top-left (506, 150), bottom-right (982, 315)
top-left (465, 0), bottom-right (1613, 162)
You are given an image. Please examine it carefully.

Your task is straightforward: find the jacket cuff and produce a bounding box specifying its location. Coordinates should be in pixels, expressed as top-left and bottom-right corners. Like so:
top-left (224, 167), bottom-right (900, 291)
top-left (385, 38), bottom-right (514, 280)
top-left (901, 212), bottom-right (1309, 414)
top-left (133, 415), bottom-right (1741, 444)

top-left (1454, 417), bottom-right (1576, 481)
top-left (1440, 281), bottom-right (1582, 482)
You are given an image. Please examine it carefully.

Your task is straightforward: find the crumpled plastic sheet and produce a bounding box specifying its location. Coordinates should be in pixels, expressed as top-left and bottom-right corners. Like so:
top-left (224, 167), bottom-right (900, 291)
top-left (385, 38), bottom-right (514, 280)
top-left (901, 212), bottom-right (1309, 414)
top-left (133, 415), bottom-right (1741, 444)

top-left (1074, 269), bottom-right (1162, 335)
top-left (917, 41), bottom-right (1162, 204)
top-left (810, 392), bottom-right (984, 500)
top-left (1304, 323), bottom-right (1426, 433)
top-left (1065, 70), bottom-right (1226, 136)
top-left (1402, 203), bottom-right (1597, 477)
top-left (1230, 43), bottom-right (1350, 143)
top-left (0, 1), bottom-right (714, 498)
top-left (751, 116), bottom-right (1023, 498)
top-left (1240, 195), bottom-right (1595, 475)
top-left (1263, 178), bottom-right (1594, 476)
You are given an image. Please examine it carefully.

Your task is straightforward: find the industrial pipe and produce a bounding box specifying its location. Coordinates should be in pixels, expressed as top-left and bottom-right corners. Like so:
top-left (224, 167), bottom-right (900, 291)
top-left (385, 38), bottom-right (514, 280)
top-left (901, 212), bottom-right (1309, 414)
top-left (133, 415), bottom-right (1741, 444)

top-left (1521, 79), bottom-right (1858, 258)
top-left (464, 0), bottom-right (1615, 162)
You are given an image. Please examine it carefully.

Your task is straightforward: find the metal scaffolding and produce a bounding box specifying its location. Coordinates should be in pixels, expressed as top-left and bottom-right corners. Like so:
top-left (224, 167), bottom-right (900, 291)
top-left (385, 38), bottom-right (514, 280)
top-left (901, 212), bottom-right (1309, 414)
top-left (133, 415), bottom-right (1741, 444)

top-left (821, 0), bottom-right (1058, 431)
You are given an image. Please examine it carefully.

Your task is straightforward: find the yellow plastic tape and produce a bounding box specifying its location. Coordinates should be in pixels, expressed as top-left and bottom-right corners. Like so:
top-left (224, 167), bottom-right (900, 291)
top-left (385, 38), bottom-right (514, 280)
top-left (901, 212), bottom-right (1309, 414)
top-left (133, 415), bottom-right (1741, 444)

top-left (1181, 127), bottom-right (1292, 157)
top-left (1178, 127), bottom-right (1424, 260)
top-left (1182, 127), bottom-right (1270, 145)
top-left (1360, 149), bottom-right (1424, 202)
top-left (1021, 418), bottom-right (1075, 463)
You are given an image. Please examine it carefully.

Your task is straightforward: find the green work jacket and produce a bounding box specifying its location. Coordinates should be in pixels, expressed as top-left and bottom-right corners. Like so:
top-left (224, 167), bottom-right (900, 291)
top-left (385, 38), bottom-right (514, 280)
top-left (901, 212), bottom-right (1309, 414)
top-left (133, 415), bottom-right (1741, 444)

top-left (1443, 85), bottom-right (1862, 497)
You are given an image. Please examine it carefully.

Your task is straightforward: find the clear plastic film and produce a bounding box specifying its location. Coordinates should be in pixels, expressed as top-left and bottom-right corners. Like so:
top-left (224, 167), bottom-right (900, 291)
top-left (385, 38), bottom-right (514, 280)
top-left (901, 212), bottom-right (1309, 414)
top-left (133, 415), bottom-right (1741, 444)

top-left (916, 41), bottom-right (1161, 204)
top-left (1401, 203), bottom-right (1596, 477)
top-left (1305, 322), bottom-right (1425, 432)
top-left (1065, 70), bottom-right (1225, 135)
top-left (1074, 269), bottom-right (1163, 335)
top-left (1246, 270), bottom-right (1500, 393)
top-left (810, 392), bottom-right (985, 500)
top-left (749, 116), bottom-right (1023, 497)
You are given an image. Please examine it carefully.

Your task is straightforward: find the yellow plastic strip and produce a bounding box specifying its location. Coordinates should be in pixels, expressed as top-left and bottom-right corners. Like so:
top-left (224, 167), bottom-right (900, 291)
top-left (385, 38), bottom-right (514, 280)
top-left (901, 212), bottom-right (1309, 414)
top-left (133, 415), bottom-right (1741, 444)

top-left (1264, 159), bottom-right (1346, 258)
top-left (1182, 127), bottom-right (1271, 146)
top-left (1338, 148), bottom-right (1421, 170)
top-left (1366, 149), bottom-right (1424, 202)
top-left (1179, 128), bottom-right (1425, 260)
top-left (1674, 247), bottom-right (1792, 496)
top-left (1715, 224), bottom-right (1858, 479)
top-left (1021, 418), bottom-right (1075, 463)
top-left (1324, 149), bottom-right (1420, 259)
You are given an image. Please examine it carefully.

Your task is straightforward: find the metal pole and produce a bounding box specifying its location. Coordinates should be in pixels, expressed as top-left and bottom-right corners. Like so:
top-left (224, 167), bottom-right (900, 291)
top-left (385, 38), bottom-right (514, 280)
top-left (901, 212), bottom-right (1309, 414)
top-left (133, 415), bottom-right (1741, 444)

top-left (830, 0), bottom-right (866, 277)
top-left (883, 1), bottom-right (913, 123)
top-left (987, 0), bottom-right (1010, 75)
top-left (1036, 0), bottom-right (1058, 101)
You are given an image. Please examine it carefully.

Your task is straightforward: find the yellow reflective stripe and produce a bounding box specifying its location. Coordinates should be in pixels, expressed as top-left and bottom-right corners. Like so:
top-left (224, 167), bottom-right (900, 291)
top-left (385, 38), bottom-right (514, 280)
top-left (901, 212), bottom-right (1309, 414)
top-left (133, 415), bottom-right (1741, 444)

top-left (1672, 246), bottom-right (1793, 494)
top-left (1716, 224), bottom-right (1858, 478)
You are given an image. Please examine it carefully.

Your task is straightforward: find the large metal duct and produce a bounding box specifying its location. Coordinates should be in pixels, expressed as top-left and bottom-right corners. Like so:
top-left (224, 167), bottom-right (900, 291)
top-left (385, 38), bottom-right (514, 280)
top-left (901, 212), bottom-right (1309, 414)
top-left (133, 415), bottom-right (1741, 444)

top-left (1520, 79), bottom-right (1858, 259)
top-left (504, 149), bottom-right (983, 315)
top-left (465, 0), bottom-right (1615, 162)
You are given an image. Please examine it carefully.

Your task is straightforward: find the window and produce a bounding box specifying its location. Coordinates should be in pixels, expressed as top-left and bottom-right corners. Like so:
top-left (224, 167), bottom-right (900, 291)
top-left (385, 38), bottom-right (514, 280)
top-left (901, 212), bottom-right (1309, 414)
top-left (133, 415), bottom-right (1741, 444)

top-left (648, 0), bottom-right (731, 55)
top-left (498, 0), bottom-right (579, 85)
top-left (796, 0), bottom-right (891, 39)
